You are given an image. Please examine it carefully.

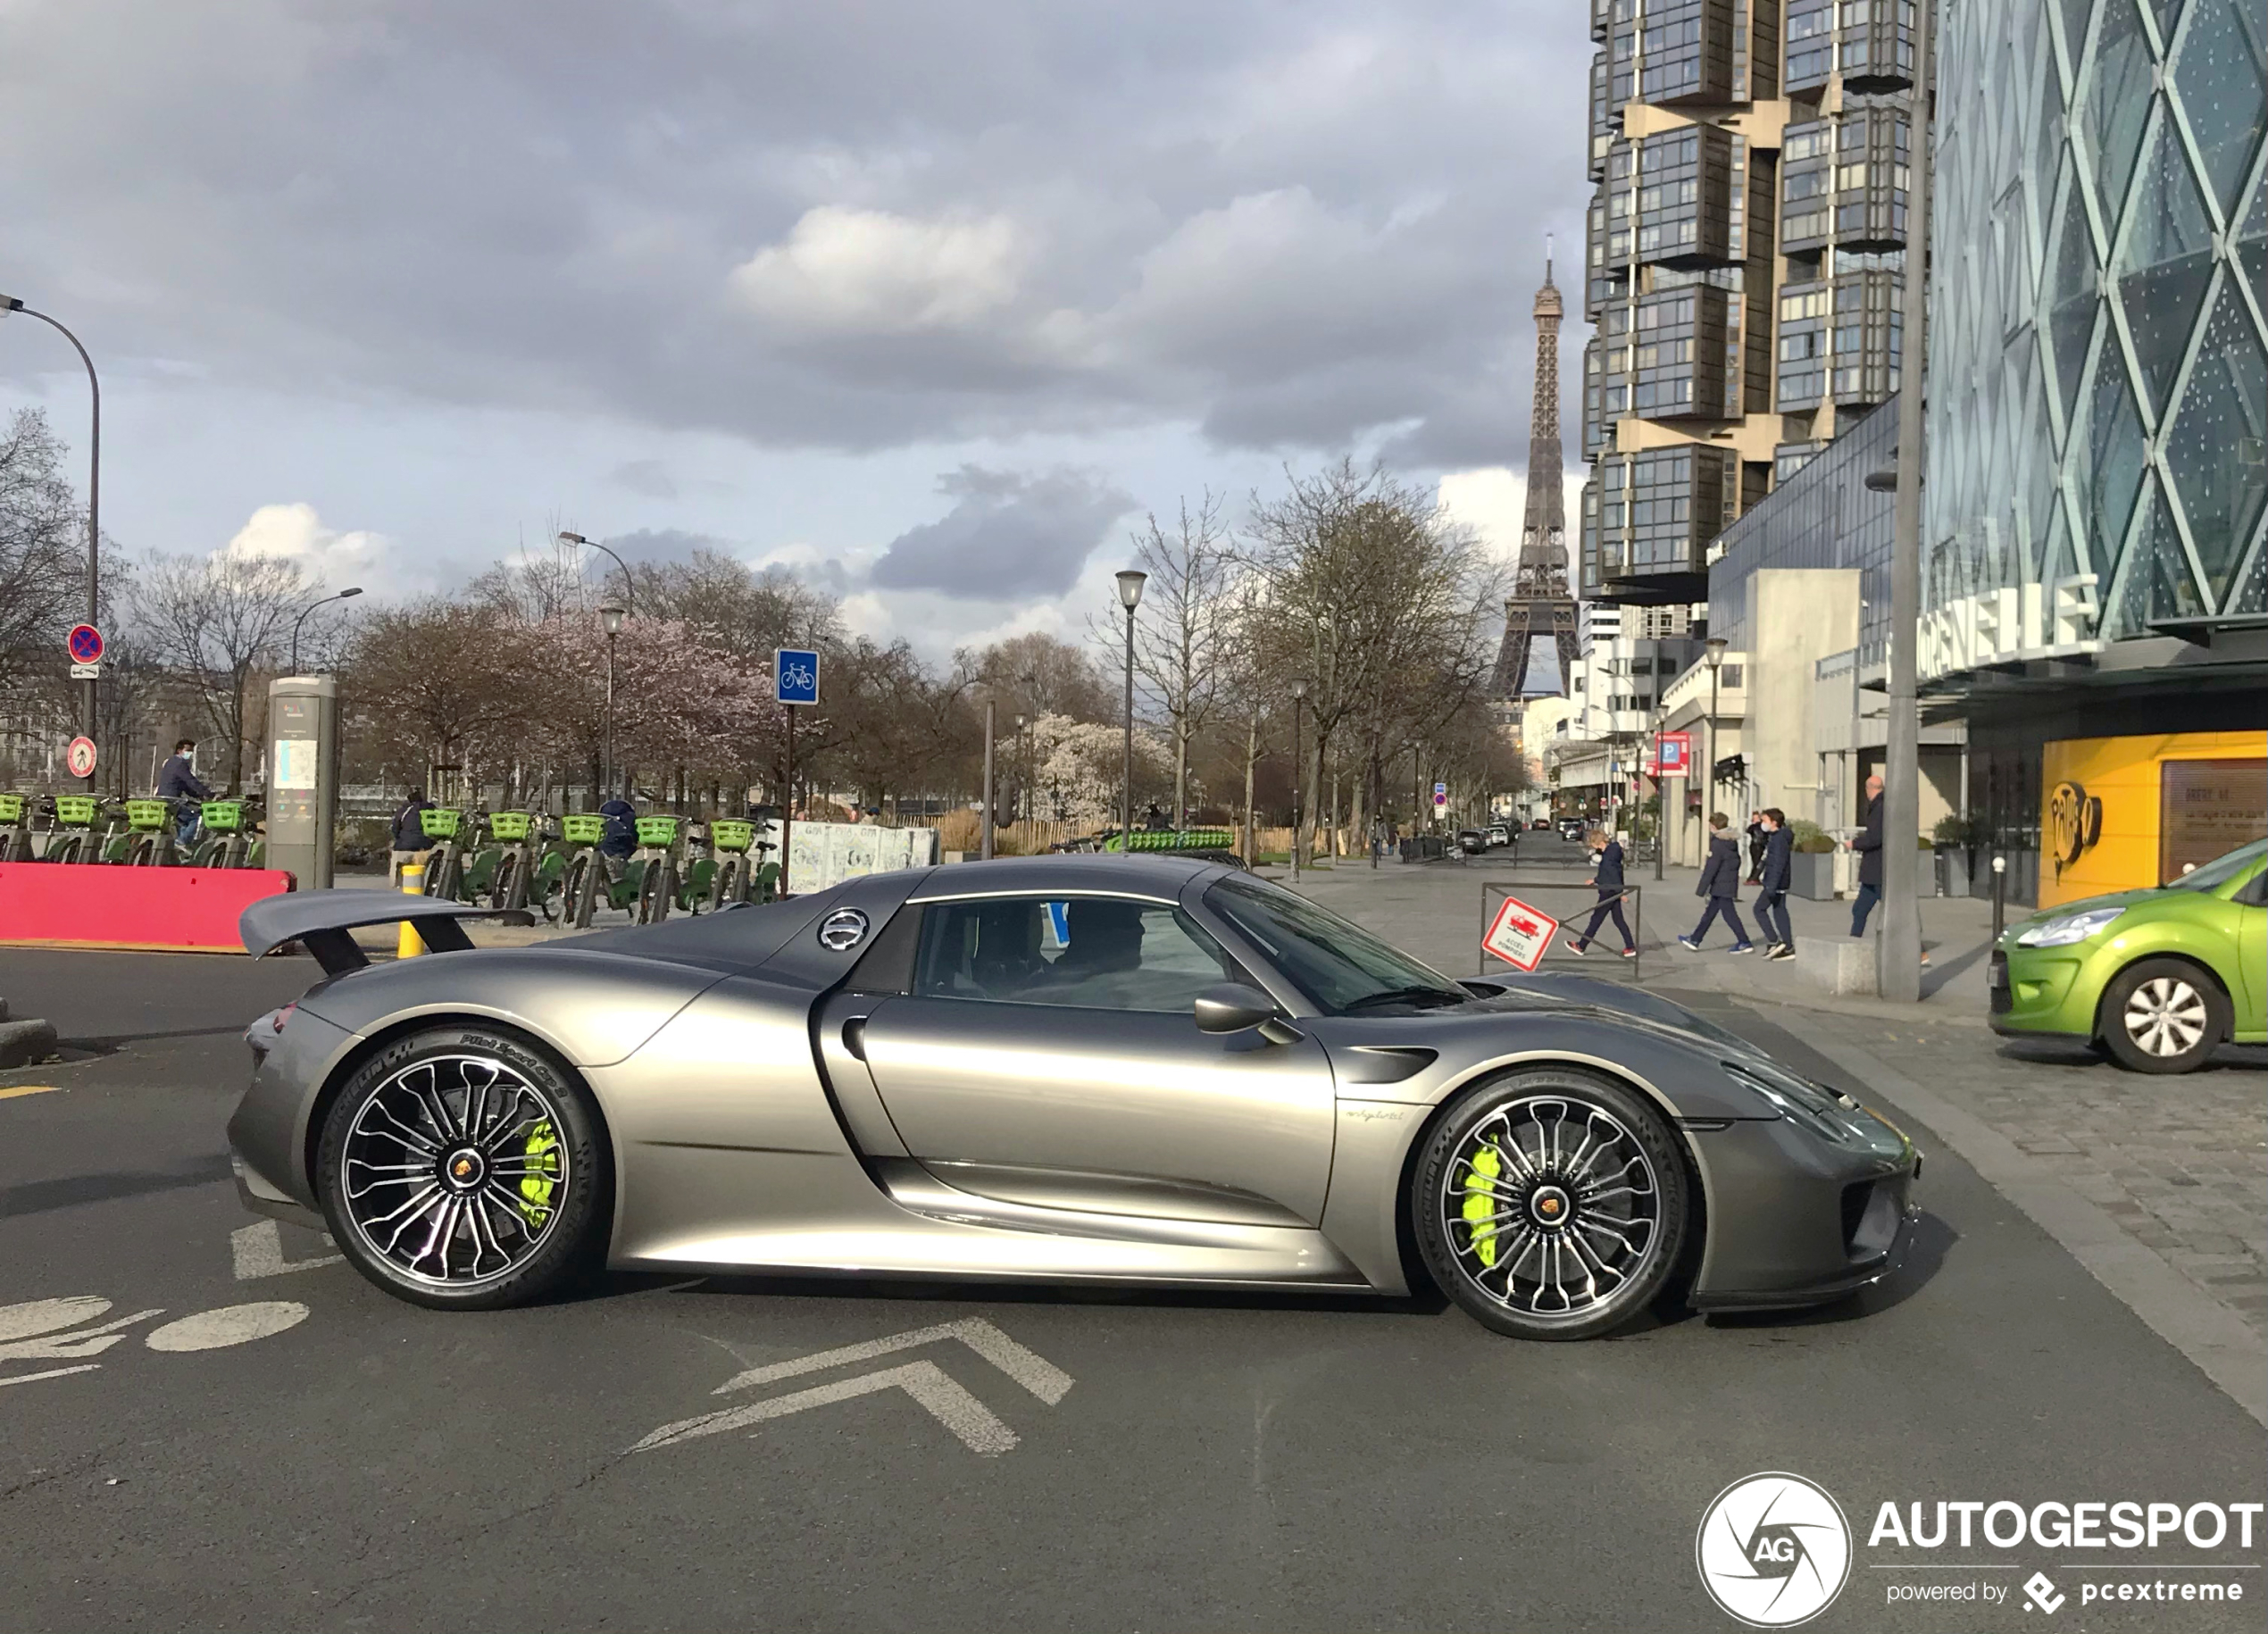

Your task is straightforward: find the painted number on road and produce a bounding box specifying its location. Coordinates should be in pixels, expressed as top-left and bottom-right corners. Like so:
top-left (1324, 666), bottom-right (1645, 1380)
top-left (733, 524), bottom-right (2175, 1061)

top-left (1484, 895), bottom-right (1560, 972)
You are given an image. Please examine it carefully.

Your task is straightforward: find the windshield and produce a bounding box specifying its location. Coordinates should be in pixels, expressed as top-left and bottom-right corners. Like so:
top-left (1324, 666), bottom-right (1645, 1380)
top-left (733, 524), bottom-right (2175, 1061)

top-left (2165, 837), bottom-right (2268, 893)
top-left (1203, 875), bottom-right (1467, 1013)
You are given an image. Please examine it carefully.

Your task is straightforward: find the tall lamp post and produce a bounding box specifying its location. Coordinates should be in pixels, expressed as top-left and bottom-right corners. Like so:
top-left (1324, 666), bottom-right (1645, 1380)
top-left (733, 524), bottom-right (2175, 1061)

top-left (289, 587), bottom-right (363, 673)
top-left (599, 600), bottom-right (626, 796)
top-left (1289, 677), bottom-right (1308, 881)
top-left (1703, 637), bottom-right (1728, 834)
top-left (1013, 713), bottom-right (1027, 830)
top-left (1115, 570), bottom-right (1146, 851)
top-left (980, 697), bottom-right (996, 860)
top-left (557, 531), bottom-right (637, 615)
top-left (1653, 634), bottom-right (1667, 880)
top-left (2, 294), bottom-right (99, 789)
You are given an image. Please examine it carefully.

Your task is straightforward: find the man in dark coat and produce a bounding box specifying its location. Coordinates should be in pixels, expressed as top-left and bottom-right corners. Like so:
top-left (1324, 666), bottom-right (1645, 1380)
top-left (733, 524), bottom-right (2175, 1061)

top-left (156, 738), bottom-right (213, 846)
top-left (1744, 814), bottom-right (1767, 883)
top-left (1755, 807), bottom-right (1795, 960)
top-left (1563, 828), bottom-right (1637, 958)
top-left (389, 787), bottom-right (435, 886)
top-left (1679, 813), bottom-right (1755, 953)
top-left (1849, 772), bottom-right (1885, 935)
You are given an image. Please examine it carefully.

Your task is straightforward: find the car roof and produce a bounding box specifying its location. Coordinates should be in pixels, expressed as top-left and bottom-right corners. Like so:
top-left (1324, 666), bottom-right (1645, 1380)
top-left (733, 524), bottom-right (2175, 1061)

top-left (905, 852), bottom-right (1230, 902)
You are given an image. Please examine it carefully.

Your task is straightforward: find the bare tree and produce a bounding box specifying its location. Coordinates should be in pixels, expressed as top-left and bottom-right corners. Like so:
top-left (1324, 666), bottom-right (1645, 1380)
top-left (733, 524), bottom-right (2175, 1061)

top-left (1119, 493), bottom-right (1241, 824)
top-left (132, 550), bottom-right (311, 791)
top-left (0, 408), bottom-right (86, 704)
top-left (960, 631), bottom-right (1114, 722)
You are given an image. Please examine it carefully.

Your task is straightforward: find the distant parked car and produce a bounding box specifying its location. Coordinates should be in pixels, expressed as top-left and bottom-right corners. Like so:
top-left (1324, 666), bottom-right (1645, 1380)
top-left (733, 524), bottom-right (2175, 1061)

top-left (1456, 829), bottom-right (1487, 855)
top-left (1531, 819), bottom-right (1552, 831)
top-left (1485, 823), bottom-right (1511, 848)
top-left (1991, 838), bottom-right (2265, 1073)
top-left (1558, 819), bottom-right (1587, 840)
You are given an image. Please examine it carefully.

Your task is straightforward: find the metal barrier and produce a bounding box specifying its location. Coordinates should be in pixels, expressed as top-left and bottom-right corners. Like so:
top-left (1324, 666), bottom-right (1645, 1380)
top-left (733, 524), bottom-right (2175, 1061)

top-left (1479, 880), bottom-right (1646, 980)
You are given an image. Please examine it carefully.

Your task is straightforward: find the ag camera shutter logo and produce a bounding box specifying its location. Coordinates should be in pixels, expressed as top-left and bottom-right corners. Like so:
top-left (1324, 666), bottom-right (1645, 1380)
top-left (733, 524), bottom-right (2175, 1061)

top-left (1697, 1472), bottom-right (1853, 1627)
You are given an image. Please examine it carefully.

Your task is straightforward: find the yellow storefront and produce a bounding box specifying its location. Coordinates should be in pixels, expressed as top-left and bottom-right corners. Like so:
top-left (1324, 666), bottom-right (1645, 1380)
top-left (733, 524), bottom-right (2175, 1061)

top-left (2039, 731), bottom-right (2268, 908)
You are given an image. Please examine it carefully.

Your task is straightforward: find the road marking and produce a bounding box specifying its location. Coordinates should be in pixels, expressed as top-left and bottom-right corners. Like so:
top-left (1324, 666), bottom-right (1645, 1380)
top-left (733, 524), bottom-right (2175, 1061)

top-left (0, 1365), bottom-right (102, 1389)
top-left (146, 1302), bottom-right (310, 1352)
top-left (230, 1220), bottom-right (344, 1280)
top-left (711, 1316), bottom-right (1073, 1403)
top-left (0, 1301), bottom-right (164, 1363)
top-left (0, 1084), bottom-right (61, 1101)
top-left (637, 1361), bottom-right (1021, 1455)
top-left (633, 1317), bottom-right (1073, 1459)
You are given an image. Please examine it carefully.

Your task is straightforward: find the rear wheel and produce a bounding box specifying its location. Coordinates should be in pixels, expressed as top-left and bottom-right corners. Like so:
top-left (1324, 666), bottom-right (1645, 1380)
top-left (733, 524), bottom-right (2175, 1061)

top-left (2099, 958), bottom-right (2227, 1074)
top-left (126, 834), bottom-right (161, 867)
top-left (1412, 1067), bottom-right (1688, 1340)
top-left (488, 853), bottom-right (520, 912)
top-left (315, 1024), bottom-right (611, 1310)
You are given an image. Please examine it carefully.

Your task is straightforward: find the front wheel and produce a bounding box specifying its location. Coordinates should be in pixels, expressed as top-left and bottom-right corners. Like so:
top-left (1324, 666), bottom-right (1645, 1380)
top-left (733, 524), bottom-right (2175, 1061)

top-left (2099, 958), bottom-right (2227, 1074)
top-left (1412, 1067), bottom-right (1689, 1341)
top-left (488, 853), bottom-right (521, 913)
top-left (315, 1025), bottom-right (612, 1310)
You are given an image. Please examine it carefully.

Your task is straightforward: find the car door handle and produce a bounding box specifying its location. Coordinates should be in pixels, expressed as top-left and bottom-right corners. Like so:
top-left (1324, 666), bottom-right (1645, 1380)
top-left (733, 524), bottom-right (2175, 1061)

top-left (841, 1016), bottom-right (869, 1061)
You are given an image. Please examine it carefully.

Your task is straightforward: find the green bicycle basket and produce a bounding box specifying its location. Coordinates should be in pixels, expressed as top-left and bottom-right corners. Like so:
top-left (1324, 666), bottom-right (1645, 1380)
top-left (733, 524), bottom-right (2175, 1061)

top-left (1105, 828), bottom-right (1235, 853)
top-left (487, 811), bottom-right (533, 842)
top-left (0, 794), bottom-right (24, 824)
top-left (710, 819), bottom-right (755, 854)
top-left (200, 800), bottom-right (246, 833)
top-left (54, 796), bottom-right (97, 827)
top-left (561, 813), bottom-right (607, 845)
top-left (635, 815), bottom-right (680, 848)
top-left (125, 798), bottom-right (171, 832)
top-left (418, 806), bottom-right (463, 841)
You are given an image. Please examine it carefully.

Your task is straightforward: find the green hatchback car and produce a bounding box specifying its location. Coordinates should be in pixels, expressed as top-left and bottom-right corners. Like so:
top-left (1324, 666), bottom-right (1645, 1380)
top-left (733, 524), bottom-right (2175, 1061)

top-left (1990, 838), bottom-right (2268, 1072)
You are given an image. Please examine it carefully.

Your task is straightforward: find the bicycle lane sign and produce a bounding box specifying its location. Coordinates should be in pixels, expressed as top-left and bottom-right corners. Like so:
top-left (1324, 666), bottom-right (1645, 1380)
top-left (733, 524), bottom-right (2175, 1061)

top-left (774, 648), bottom-right (820, 705)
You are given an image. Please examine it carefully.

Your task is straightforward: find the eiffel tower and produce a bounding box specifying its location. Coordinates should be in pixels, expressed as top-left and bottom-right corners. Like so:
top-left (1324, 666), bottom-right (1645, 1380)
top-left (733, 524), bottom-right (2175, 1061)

top-left (1489, 252), bottom-right (1580, 699)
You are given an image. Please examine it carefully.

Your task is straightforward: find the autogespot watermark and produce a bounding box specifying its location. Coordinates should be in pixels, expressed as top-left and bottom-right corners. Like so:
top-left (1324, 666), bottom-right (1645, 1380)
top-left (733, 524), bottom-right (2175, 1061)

top-left (1698, 1477), bottom-right (2264, 1623)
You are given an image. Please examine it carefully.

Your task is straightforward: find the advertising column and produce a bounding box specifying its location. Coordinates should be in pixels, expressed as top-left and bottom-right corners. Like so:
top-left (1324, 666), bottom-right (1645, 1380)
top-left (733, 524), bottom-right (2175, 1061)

top-left (267, 675), bottom-right (339, 890)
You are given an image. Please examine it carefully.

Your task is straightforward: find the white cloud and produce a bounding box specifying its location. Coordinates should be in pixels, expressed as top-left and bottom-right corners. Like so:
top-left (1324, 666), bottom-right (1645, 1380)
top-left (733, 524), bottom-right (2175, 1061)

top-left (729, 205), bottom-right (1030, 336)
top-left (220, 501), bottom-right (396, 585)
top-left (1436, 467), bottom-right (1524, 559)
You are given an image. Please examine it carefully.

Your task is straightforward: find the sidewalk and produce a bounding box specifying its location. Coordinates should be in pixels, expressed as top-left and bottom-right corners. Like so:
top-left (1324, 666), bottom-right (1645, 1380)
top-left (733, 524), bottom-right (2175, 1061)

top-left (1292, 855), bottom-right (2268, 1372)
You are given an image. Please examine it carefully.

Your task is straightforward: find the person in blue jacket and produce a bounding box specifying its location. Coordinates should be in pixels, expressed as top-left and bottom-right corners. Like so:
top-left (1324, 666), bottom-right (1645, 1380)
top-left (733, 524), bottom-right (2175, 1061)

top-left (1563, 827), bottom-right (1637, 959)
top-left (1755, 807), bottom-right (1796, 961)
top-left (1679, 813), bottom-right (1755, 954)
top-left (598, 794), bottom-right (638, 859)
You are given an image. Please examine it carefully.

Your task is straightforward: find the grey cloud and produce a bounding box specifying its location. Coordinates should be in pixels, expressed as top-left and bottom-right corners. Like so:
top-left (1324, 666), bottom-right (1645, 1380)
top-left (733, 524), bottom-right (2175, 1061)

top-left (871, 466), bottom-right (1135, 599)
top-left (0, 1), bottom-right (1592, 473)
top-left (609, 459), bottom-right (679, 498)
top-left (601, 527), bottom-right (730, 563)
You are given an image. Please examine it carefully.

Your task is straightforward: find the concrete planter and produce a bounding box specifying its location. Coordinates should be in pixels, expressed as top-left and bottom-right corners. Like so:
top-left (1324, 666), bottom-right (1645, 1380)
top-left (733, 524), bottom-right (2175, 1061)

top-left (1935, 849), bottom-right (1971, 898)
top-left (1790, 850), bottom-right (1838, 900)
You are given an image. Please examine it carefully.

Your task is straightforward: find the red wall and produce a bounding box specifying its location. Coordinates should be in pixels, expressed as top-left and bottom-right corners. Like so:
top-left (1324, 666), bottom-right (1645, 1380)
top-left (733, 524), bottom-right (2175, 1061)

top-left (0, 864), bottom-right (293, 953)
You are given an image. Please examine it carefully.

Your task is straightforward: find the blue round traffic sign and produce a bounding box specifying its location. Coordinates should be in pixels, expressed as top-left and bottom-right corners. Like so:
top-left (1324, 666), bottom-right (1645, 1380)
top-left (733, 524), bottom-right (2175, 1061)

top-left (67, 623), bottom-right (104, 663)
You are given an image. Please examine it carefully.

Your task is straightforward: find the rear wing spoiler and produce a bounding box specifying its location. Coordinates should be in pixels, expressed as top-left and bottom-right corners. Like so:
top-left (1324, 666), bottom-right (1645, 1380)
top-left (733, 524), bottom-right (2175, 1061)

top-left (240, 889), bottom-right (534, 975)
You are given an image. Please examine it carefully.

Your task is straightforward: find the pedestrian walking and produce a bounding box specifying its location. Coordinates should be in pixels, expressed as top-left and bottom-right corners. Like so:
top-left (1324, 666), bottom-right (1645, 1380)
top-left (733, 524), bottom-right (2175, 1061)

top-left (1744, 813), bottom-right (1767, 884)
top-left (1563, 828), bottom-right (1638, 959)
top-left (1849, 772), bottom-right (1885, 936)
top-left (388, 786), bottom-right (435, 886)
top-left (1678, 813), bottom-right (1755, 954)
top-left (1755, 807), bottom-right (1795, 961)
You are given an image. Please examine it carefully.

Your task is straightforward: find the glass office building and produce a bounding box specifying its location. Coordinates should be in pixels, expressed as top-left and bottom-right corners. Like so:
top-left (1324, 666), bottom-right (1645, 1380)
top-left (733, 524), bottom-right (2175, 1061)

top-left (1921, 0), bottom-right (2265, 901)
top-left (1922, 0), bottom-right (2264, 658)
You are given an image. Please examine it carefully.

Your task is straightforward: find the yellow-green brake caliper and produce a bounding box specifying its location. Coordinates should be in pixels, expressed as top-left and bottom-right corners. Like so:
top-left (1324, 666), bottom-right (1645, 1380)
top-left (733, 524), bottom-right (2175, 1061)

top-left (1463, 1142), bottom-right (1503, 1268)
top-left (519, 1119), bottom-right (560, 1227)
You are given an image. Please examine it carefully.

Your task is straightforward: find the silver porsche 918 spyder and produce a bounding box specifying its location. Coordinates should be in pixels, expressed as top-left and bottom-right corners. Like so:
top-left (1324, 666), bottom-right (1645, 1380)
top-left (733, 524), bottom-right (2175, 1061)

top-left (229, 855), bottom-right (1918, 1341)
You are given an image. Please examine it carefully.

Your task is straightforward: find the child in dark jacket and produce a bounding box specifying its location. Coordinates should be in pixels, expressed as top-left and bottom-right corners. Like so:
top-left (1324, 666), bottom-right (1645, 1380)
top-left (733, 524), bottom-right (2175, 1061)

top-left (1679, 813), bottom-right (1755, 954)
top-left (1755, 808), bottom-right (1796, 960)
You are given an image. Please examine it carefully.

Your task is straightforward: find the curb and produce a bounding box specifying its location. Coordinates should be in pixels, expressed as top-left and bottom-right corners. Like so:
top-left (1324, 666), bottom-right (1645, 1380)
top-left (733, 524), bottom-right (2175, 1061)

top-left (1755, 1004), bottom-right (2267, 1430)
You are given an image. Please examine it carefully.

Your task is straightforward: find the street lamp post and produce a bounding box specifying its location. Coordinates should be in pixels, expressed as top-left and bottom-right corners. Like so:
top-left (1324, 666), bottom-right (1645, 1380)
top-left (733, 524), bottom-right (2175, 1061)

top-left (557, 532), bottom-right (637, 615)
top-left (1704, 637), bottom-right (1729, 838)
top-left (2, 294), bottom-right (100, 789)
top-left (1115, 570), bottom-right (1146, 852)
top-left (1653, 634), bottom-right (1666, 880)
top-left (599, 600), bottom-right (626, 796)
top-left (1289, 677), bottom-right (1308, 881)
top-left (1013, 713), bottom-right (1027, 831)
top-left (289, 587), bottom-right (363, 673)
top-left (980, 698), bottom-right (996, 860)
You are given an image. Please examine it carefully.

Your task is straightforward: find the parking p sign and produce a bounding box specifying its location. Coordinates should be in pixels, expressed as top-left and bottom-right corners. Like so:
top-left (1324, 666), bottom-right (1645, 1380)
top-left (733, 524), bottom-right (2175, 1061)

top-left (1482, 894), bottom-right (1559, 972)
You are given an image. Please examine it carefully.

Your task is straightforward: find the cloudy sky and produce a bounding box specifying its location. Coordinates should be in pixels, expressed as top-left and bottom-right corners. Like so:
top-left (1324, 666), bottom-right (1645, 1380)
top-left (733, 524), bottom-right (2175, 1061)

top-left (0, 0), bottom-right (1592, 659)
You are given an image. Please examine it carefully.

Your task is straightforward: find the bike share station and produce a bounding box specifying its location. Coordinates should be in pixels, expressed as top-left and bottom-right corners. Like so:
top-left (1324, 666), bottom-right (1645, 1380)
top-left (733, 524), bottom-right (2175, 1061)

top-left (0, 644), bottom-right (297, 954)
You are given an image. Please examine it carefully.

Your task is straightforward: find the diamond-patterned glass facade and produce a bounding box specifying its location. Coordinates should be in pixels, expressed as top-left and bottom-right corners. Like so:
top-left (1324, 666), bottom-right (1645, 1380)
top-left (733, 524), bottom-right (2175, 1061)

top-left (1922, 0), bottom-right (2268, 674)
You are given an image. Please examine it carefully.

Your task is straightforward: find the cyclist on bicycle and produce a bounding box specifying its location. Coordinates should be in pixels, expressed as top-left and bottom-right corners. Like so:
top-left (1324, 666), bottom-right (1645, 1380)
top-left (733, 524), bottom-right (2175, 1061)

top-left (157, 738), bottom-right (213, 846)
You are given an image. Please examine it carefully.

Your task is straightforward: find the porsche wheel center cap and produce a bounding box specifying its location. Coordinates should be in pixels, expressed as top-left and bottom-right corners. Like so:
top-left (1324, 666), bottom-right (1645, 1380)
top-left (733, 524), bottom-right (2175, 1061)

top-left (440, 1147), bottom-right (488, 1193)
top-left (1528, 1184), bottom-right (1572, 1228)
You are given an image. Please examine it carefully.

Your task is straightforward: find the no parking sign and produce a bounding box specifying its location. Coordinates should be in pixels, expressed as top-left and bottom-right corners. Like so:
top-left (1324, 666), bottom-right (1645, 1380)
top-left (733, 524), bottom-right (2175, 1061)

top-left (1482, 894), bottom-right (1559, 971)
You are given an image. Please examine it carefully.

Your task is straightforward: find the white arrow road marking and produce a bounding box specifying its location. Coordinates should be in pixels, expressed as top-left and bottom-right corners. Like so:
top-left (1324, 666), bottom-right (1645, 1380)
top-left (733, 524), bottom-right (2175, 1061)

top-left (230, 1221), bottom-right (344, 1280)
top-left (710, 1317), bottom-right (1073, 1404)
top-left (146, 1302), bottom-right (310, 1352)
top-left (635, 1360), bottom-right (1021, 1455)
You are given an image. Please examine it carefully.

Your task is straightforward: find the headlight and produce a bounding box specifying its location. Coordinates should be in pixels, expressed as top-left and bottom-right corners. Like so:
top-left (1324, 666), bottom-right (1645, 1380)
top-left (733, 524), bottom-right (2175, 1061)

top-left (1722, 1060), bottom-right (1862, 1143)
top-left (2014, 907), bottom-right (2123, 946)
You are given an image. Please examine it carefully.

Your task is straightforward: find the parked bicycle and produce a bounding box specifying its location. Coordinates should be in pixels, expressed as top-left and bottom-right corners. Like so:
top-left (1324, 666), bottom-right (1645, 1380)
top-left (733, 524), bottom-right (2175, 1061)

top-left (123, 797), bottom-right (192, 867)
top-left (0, 793), bottom-right (33, 863)
top-left (561, 813), bottom-right (624, 929)
top-left (479, 811), bottom-right (562, 917)
top-left (701, 819), bottom-right (780, 910)
top-left (415, 807), bottom-right (469, 900)
top-left (187, 798), bottom-right (264, 869)
top-left (631, 814), bottom-right (680, 925)
top-left (40, 796), bottom-right (128, 865)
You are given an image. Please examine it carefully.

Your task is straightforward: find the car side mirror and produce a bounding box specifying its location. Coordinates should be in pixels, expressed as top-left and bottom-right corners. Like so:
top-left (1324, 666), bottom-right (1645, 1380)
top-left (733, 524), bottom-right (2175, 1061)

top-left (1193, 983), bottom-right (1278, 1036)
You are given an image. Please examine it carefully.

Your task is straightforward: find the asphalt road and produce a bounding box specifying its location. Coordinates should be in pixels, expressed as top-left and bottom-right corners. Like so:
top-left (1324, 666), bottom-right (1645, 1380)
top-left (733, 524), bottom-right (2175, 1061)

top-left (2, 936), bottom-right (2262, 1632)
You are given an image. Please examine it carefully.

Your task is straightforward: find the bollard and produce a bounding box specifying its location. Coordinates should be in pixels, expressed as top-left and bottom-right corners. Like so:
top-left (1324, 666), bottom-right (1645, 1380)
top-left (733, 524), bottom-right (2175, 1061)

top-left (398, 863), bottom-right (426, 958)
top-left (1990, 853), bottom-right (2006, 943)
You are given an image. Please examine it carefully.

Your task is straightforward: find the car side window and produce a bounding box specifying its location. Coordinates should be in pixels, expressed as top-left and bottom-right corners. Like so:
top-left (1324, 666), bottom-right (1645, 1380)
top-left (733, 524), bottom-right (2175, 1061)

top-left (912, 896), bottom-right (1242, 1013)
